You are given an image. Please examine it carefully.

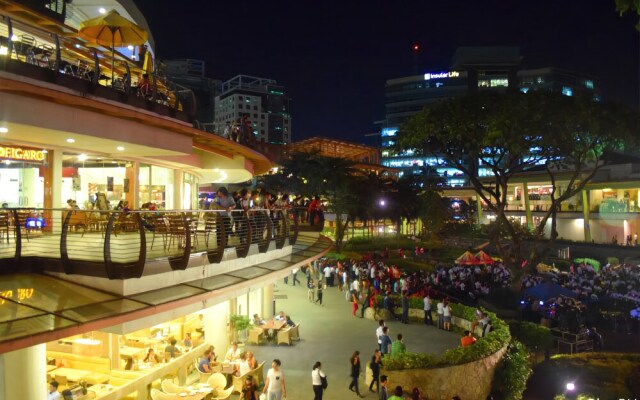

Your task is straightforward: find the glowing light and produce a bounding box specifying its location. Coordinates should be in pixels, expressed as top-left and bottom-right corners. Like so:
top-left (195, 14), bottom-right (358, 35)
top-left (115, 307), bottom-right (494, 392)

top-left (127, 45), bottom-right (134, 50)
top-left (566, 383), bottom-right (575, 391)
top-left (0, 46), bottom-right (7, 56)
top-left (99, 7), bottom-right (106, 14)
top-left (0, 127), bottom-right (8, 134)
top-left (78, 154), bottom-right (88, 161)
top-left (66, 138), bottom-right (75, 143)
top-left (116, 146), bottom-right (125, 151)
top-left (10, 35), bottom-right (18, 42)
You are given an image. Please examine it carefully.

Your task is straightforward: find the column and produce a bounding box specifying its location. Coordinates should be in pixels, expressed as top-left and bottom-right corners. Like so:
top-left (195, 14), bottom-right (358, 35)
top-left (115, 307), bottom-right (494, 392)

top-left (262, 283), bottom-right (274, 319)
top-left (0, 344), bottom-right (46, 400)
top-left (125, 162), bottom-right (139, 208)
top-left (174, 170), bottom-right (183, 210)
top-left (43, 150), bottom-right (63, 233)
top-left (582, 190), bottom-right (591, 242)
top-left (523, 182), bottom-right (533, 230)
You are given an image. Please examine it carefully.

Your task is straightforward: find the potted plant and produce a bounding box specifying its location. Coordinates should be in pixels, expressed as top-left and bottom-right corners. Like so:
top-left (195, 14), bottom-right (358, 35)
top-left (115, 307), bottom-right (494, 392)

top-left (229, 314), bottom-right (251, 343)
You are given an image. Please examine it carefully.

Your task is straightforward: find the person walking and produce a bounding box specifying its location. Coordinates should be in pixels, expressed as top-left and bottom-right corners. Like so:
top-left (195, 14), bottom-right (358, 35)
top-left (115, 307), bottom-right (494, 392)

top-left (376, 320), bottom-right (385, 351)
top-left (436, 298), bottom-right (444, 329)
top-left (361, 289), bottom-right (372, 318)
top-left (308, 278), bottom-right (316, 302)
top-left (311, 361), bottom-right (326, 400)
top-left (369, 349), bottom-right (383, 393)
top-left (351, 290), bottom-right (359, 317)
top-left (262, 359), bottom-right (286, 400)
top-left (316, 282), bottom-right (323, 306)
top-left (443, 300), bottom-right (452, 331)
top-left (423, 293), bottom-right (433, 325)
top-left (401, 291), bottom-right (409, 324)
top-left (379, 375), bottom-right (389, 400)
top-left (348, 351), bottom-right (365, 398)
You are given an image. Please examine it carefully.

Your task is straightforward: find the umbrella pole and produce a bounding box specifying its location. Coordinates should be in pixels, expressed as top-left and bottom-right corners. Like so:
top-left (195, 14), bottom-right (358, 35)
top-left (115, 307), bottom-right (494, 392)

top-left (111, 36), bottom-right (115, 87)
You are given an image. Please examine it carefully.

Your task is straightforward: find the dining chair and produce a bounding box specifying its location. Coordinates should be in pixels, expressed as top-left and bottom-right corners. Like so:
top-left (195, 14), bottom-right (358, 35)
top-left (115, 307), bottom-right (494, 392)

top-left (149, 389), bottom-right (173, 400)
top-left (277, 327), bottom-right (292, 346)
top-left (206, 372), bottom-right (227, 391)
top-left (211, 387), bottom-right (233, 400)
top-left (161, 379), bottom-right (185, 394)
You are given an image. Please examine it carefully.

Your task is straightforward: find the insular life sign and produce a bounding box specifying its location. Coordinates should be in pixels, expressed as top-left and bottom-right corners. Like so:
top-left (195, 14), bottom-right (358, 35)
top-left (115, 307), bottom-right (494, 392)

top-left (424, 71), bottom-right (460, 80)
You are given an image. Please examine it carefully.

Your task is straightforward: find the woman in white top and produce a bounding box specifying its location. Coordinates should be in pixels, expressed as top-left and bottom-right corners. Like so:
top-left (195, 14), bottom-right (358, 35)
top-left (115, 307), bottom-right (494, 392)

top-left (311, 361), bottom-right (326, 400)
top-left (443, 300), bottom-right (452, 331)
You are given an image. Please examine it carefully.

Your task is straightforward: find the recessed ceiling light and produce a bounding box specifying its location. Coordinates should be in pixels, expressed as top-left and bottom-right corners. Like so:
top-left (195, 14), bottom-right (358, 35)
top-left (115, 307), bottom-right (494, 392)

top-left (116, 146), bottom-right (125, 151)
top-left (42, 149), bottom-right (48, 154)
top-left (99, 7), bottom-right (106, 14)
top-left (66, 138), bottom-right (75, 143)
top-left (78, 154), bottom-right (88, 161)
top-left (127, 45), bottom-right (134, 51)
top-left (10, 35), bottom-right (18, 42)
top-left (3, 160), bottom-right (11, 165)
top-left (75, 44), bottom-right (81, 49)
top-left (0, 127), bottom-right (8, 134)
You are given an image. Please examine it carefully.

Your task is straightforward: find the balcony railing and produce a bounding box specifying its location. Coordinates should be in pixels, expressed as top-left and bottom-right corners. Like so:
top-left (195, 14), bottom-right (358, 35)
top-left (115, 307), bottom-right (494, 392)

top-left (0, 13), bottom-right (195, 120)
top-left (0, 208), bottom-right (298, 279)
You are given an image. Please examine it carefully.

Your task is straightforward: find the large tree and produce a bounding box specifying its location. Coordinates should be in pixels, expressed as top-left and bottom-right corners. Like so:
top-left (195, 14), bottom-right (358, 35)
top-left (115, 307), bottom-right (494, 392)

top-left (398, 90), bottom-right (637, 269)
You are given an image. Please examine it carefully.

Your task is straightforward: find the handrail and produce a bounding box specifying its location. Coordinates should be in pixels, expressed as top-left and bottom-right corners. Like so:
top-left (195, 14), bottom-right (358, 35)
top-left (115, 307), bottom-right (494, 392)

top-left (0, 207), bottom-right (298, 279)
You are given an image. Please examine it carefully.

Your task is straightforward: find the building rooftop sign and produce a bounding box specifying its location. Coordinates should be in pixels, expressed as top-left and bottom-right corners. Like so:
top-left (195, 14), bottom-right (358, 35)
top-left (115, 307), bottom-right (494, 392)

top-left (424, 71), bottom-right (460, 80)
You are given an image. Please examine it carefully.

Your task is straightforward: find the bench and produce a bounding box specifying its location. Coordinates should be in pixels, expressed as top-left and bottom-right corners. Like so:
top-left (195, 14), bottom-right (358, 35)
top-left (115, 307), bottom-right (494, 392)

top-left (47, 351), bottom-right (111, 375)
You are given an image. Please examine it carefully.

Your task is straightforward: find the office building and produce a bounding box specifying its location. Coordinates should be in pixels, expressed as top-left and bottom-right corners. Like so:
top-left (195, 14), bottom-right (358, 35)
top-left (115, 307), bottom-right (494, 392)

top-left (214, 75), bottom-right (292, 144)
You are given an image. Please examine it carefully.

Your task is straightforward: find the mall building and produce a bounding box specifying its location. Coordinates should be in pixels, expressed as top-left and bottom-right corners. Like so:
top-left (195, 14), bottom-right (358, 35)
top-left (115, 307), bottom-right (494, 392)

top-left (0, 1), bottom-right (329, 399)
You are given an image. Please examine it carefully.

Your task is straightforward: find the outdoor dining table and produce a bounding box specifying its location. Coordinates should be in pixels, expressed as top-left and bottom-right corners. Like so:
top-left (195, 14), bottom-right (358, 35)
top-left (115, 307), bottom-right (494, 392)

top-left (52, 367), bottom-right (91, 382)
top-left (261, 319), bottom-right (287, 331)
top-left (164, 391), bottom-right (209, 400)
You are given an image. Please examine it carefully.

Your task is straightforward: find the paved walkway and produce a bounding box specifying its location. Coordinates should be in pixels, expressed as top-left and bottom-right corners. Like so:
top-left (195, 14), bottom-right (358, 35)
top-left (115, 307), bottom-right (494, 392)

top-left (244, 281), bottom-right (459, 399)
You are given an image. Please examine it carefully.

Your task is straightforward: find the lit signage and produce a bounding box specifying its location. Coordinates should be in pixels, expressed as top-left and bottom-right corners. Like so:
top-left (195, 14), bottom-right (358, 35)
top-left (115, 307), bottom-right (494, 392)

top-left (0, 288), bottom-right (35, 305)
top-left (0, 146), bottom-right (46, 162)
top-left (424, 71), bottom-right (460, 80)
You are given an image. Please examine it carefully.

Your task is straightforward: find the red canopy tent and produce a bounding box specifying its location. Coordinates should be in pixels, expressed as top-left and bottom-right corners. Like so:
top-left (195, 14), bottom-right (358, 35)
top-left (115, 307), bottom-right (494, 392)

top-left (475, 251), bottom-right (495, 265)
top-left (455, 251), bottom-right (481, 265)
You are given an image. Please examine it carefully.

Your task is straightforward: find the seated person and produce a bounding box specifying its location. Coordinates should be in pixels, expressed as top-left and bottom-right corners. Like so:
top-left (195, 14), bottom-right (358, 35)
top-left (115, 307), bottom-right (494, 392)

top-left (391, 334), bottom-right (406, 357)
top-left (164, 339), bottom-right (181, 359)
top-left (198, 349), bottom-right (213, 373)
top-left (225, 342), bottom-right (241, 362)
top-left (47, 380), bottom-right (60, 400)
top-left (235, 352), bottom-right (251, 376)
top-left (143, 348), bottom-right (160, 365)
top-left (246, 351), bottom-right (258, 370)
top-left (470, 309), bottom-right (488, 333)
top-left (274, 311), bottom-right (286, 321)
top-left (285, 315), bottom-right (295, 327)
top-left (183, 332), bottom-right (193, 348)
top-left (253, 313), bottom-right (266, 326)
top-left (461, 330), bottom-right (477, 347)
top-left (208, 345), bottom-right (218, 363)
top-left (137, 73), bottom-right (151, 97)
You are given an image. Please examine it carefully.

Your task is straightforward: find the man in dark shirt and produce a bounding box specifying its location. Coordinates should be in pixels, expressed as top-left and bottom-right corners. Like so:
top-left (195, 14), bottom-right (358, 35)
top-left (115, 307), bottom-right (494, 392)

top-left (401, 291), bottom-right (409, 324)
top-left (165, 339), bottom-right (181, 359)
top-left (379, 375), bottom-right (389, 400)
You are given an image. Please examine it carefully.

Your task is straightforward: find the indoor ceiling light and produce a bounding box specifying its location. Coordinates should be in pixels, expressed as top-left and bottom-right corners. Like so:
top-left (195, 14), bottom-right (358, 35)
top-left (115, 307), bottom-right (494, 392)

top-left (116, 146), bottom-right (125, 151)
top-left (0, 127), bottom-right (8, 134)
top-left (10, 35), bottom-right (18, 41)
top-left (0, 46), bottom-right (7, 56)
top-left (78, 154), bottom-right (88, 161)
top-left (66, 138), bottom-right (75, 143)
top-left (99, 7), bottom-right (106, 14)
top-left (127, 45), bottom-right (134, 50)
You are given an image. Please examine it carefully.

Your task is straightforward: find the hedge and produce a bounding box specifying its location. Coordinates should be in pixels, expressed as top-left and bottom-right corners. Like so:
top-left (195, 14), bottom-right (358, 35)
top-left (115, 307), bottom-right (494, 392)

top-left (383, 302), bottom-right (510, 370)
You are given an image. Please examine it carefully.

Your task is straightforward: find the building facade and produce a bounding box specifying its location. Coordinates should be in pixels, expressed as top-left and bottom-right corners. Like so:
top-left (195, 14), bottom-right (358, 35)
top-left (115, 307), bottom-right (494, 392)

top-left (214, 75), bottom-right (292, 145)
top-left (381, 47), bottom-right (600, 185)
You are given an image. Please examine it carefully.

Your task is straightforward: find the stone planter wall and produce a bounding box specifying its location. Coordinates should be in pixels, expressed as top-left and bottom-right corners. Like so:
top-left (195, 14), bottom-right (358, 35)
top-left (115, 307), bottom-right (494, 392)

top-left (383, 343), bottom-right (508, 400)
top-left (367, 307), bottom-right (507, 400)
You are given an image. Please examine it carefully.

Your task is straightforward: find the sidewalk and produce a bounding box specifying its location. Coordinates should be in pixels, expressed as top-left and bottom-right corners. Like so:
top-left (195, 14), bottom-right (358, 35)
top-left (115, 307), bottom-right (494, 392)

top-left (244, 281), bottom-right (459, 399)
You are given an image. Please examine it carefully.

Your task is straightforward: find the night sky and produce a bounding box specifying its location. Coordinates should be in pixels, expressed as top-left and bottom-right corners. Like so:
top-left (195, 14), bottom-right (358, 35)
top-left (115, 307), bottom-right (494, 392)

top-left (136, 0), bottom-right (639, 143)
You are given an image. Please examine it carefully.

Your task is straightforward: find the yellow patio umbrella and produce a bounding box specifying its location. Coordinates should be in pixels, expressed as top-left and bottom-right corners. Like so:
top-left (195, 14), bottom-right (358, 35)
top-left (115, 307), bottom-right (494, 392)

top-left (78, 10), bottom-right (148, 85)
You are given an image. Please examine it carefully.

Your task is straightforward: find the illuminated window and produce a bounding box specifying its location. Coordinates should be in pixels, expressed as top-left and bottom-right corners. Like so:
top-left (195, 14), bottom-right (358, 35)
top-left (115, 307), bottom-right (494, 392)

top-left (536, 77), bottom-right (544, 84)
top-left (490, 79), bottom-right (508, 87)
top-left (562, 86), bottom-right (573, 96)
top-left (584, 80), bottom-right (594, 89)
top-left (520, 87), bottom-right (529, 93)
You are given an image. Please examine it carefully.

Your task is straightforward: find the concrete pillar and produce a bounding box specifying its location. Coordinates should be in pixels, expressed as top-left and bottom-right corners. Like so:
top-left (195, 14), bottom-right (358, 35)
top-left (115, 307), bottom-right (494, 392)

top-left (0, 344), bottom-right (46, 400)
top-left (174, 170), bottom-right (183, 210)
top-left (582, 190), bottom-right (591, 242)
top-left (262, 283), bottom-right (274, 319)
top-left (523, 182), bottom-right (533, 230)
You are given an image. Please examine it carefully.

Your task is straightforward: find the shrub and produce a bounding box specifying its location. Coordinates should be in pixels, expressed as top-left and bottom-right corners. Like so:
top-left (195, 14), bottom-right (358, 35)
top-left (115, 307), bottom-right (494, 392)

top-left (384, 303), bottom-right (511, 371)
top-left (491, 340), bottom-right (532, 400)
top-left (509, 321), bottom-right (553, 351)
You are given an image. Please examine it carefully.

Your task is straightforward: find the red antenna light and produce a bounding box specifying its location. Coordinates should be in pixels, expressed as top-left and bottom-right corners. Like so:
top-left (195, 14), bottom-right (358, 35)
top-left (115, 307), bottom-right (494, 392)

top-left (412, 43), bottom-right (420, 53)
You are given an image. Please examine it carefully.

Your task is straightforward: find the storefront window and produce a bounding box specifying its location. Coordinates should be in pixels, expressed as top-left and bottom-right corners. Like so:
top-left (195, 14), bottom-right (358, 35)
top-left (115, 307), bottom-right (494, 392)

top-left (183, 172), bottom-right (199, 210)
top-left (0, 145), bottom-right (48, 207)
top-left (62, 154), bottom-right (127, 209)
top-left (139, 164), bottom-right (174, 209)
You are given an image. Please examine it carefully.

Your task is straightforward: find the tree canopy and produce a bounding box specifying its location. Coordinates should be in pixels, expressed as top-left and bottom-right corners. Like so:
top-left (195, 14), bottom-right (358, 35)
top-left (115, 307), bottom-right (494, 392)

top-left (398, 90), bottom-right (638, 267)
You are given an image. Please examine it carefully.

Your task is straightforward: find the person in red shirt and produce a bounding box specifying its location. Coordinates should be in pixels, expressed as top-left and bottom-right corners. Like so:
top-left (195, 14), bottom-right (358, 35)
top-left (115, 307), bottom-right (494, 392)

top-left (460, 330), bottom-right (477, 347)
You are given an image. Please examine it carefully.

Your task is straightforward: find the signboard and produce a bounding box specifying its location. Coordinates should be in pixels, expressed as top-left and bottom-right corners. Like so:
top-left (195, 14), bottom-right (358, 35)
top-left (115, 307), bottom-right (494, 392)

top-left (424, 71), bottom-right (460, 80)
top-left (72, 175), bottom-right (81, 192)
top-left (0, 146), bottom-right (47, 163)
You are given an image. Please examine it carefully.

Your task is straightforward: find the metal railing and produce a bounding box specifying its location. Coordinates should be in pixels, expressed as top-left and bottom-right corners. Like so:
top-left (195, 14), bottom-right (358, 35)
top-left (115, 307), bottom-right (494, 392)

top-left (0, 208), bottom-right (298, 279)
